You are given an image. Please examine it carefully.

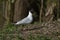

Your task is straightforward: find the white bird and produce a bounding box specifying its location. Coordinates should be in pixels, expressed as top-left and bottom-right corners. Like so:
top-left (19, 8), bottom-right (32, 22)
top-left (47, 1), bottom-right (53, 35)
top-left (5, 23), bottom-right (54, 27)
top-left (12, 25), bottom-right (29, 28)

top-left (14, 11), bottom-right (33, 25)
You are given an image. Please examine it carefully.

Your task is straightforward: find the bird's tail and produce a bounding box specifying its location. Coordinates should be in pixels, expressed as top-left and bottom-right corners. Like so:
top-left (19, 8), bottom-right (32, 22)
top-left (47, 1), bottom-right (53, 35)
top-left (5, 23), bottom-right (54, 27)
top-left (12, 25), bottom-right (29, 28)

top-left (11, 22), bottom-right (18, 26)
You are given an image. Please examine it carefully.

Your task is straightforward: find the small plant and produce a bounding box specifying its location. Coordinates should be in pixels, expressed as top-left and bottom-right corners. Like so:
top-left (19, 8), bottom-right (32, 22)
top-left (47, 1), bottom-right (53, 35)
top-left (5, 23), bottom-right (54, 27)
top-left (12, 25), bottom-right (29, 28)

top-left (28, 33), bottom-right (51, 40)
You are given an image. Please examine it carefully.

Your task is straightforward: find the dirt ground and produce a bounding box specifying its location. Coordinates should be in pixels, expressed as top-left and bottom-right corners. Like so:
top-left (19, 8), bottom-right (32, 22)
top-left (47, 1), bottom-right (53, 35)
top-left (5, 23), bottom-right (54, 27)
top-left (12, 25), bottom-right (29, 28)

top-left (0, 21), bottom-right (60, 40)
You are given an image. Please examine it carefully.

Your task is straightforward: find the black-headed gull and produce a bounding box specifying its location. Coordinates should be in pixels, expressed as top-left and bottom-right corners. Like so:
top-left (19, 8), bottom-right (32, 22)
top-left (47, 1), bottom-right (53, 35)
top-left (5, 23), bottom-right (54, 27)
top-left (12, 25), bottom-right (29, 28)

top-left (14, 11), bottom-right (33, 25)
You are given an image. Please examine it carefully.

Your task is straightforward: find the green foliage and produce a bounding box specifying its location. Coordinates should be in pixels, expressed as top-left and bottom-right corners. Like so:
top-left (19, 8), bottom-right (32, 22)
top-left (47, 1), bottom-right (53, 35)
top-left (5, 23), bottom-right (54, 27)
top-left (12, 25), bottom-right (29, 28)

top-left (0, 0), bottom-right (3, 2)
top-left (0, 23), bottom-right (60, 40)
top-left (46, 0), bottom-right (57, 5)
top-left (0, 0), bottom-right (6, 2)
top-left (28, 34), bottom-right (51, 40)
top-left (0, 23), bottom-right (16, 34)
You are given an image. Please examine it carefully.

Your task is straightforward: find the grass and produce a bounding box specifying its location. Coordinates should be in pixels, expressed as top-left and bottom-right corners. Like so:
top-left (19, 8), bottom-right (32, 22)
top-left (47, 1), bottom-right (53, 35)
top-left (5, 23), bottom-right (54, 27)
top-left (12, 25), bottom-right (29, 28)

top-left (28, 33), bottom-right (51, 40)
top-left (0, 22), bottom-right (60, 40)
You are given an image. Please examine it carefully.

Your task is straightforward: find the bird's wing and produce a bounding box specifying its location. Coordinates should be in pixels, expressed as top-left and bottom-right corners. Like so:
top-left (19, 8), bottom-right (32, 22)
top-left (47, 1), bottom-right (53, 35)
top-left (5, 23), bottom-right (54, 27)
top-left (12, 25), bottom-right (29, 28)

top-left (15, 16), bottom-right (30, 25)
top-left (15, 11), bottom-right (33, 25)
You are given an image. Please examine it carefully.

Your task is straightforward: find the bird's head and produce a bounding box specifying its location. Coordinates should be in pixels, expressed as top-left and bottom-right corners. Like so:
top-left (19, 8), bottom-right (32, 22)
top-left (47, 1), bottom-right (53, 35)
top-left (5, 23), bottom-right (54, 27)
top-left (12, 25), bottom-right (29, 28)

top-left (29, 11), bottom-right (32, 16)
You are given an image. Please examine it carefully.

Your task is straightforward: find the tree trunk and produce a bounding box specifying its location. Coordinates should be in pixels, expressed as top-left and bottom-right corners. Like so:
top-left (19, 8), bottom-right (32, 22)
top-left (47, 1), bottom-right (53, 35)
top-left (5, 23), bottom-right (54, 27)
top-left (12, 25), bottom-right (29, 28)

top-left (13, 0), bottom-right (28, 22)
top-left (4, 0), bottom-right (11, 24)
top-left (39, 0), bottom-right (43, 23)
top-left (0, 1), bottom-right (6, 28)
